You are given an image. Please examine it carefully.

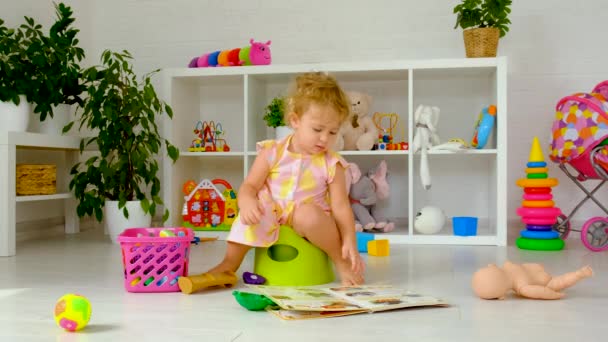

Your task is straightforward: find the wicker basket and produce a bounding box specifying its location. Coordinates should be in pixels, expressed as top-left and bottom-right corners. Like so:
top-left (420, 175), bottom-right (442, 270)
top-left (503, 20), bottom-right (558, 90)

top-left (463, 27), bottom-right (500, 58)
top-left (16, 164), bottom-right (56, 195)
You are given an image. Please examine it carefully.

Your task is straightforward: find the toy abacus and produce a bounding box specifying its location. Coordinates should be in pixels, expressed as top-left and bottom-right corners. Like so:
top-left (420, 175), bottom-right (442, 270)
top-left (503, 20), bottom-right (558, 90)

top-left (515, 137), bottom-right (564, 251)
top-left (188, 120), bottom-right (230, 152)
top-left (372, 112), bottom-right (408, 151)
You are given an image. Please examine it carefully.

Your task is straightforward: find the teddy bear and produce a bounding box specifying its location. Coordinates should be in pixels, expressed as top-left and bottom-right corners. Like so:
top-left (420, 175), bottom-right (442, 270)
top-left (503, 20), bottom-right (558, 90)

top-left (345, 160), bottom-right (395, 233)
top-left (333, 91), bottom-right (378, 151)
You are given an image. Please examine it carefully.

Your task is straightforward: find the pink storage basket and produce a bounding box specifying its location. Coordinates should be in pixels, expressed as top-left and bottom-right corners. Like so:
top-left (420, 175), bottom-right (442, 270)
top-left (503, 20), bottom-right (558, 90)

top-left (118, 227), bottom-right (193, 293)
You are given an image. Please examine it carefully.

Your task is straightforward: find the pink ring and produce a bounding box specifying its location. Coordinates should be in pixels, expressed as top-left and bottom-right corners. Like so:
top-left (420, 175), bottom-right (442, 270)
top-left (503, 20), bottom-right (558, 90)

top-left (517, 206), bottom-right (561, 218)
top-left (522, 217), bottom-right (558, 225)
top-left (523, 193), bottom-right (553, 201)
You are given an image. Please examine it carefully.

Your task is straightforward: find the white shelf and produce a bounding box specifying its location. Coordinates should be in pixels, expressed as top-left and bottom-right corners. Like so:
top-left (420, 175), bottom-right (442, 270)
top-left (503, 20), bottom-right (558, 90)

top-left (16, 193), bottom-right (72, 202)
top-left (161, 57), bottom-right (507, 247)
top-left (0, 132), bottom-right (81, 150)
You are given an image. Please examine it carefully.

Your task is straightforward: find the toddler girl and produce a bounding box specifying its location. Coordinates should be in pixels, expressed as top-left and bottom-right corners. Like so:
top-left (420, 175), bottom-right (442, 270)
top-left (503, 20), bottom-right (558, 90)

top-left (206, 72), bottom-right (365, 285)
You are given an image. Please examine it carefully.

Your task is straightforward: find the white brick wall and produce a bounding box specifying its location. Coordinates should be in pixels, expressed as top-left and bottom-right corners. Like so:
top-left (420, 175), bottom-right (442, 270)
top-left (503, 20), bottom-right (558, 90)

top-left (5, 0), bottom-right (608, 234)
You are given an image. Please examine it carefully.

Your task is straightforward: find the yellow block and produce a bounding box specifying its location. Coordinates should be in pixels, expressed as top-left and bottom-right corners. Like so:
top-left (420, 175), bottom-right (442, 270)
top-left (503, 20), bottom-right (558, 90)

top-left (528, 136), bottom-right (545, 163)
top-left (368, 239), bottom-right (390, 256)
top-left (521, 200), bottom-right (555, 208)
top-left (525, 167), bottom-right (548, 174)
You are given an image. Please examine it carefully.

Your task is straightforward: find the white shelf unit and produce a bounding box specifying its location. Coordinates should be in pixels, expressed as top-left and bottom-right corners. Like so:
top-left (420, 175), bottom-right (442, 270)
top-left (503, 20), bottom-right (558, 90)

top-left (161, 57), bottom-right (507, 246)
top-left (0, 132), bottom-right (81, 256)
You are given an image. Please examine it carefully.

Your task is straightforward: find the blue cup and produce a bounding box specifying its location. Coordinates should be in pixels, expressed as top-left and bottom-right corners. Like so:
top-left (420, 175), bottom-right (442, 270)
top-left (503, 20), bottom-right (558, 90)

top-left (452, 217), bottom-right (478, 236)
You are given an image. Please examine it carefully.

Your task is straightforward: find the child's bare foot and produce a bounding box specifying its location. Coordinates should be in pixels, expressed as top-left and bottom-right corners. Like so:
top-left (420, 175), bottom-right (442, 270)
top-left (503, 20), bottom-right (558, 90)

top-left (206, 261), bottom-right (237, 275)
top-left (335, 259), bottom-right (364, 286)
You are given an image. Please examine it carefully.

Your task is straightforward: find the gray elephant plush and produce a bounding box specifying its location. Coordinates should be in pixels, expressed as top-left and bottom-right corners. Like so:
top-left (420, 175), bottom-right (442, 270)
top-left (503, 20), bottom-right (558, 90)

top-left (346, 160), bottom-right (395, 233)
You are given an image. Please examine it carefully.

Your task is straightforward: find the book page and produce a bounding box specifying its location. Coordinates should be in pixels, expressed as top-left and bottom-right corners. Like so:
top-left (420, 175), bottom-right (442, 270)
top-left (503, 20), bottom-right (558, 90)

top-left (326, 285), bottom-right (448, 312)
top-left (267, 308), bottom-right (366, 320)
top-left (253, 285), bottom-right (365, 312)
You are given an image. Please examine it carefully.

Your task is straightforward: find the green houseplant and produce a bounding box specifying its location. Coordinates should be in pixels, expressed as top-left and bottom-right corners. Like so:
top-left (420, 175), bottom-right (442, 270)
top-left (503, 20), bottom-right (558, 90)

top-left (0, 3), bottom-right (85, 123)
top-left (453, 0), bottom-right (512, 57)
top-left (262, 96), bottom-right (292, 139)
top-left (66, 49), bottom-right (179, 241)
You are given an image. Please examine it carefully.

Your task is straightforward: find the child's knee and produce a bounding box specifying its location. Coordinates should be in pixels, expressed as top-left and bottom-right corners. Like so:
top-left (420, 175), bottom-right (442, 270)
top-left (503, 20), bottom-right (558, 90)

top-left (293, 203), bottom-right (333, 229)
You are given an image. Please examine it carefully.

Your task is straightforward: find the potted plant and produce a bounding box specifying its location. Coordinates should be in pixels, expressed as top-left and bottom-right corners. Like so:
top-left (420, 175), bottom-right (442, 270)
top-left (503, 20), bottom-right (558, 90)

top-left (453, 0), bottom-right (512, 58)
top-left (0, 2), bottom-right (86, 135)
top-left (0, 18), bottom-right (34, 133)
top-left (262, 96), bottom-right (292, 139)
top-left (65, 49), bottom-right (179, 243)
top-left (20, 2), bottom-right (86, 134)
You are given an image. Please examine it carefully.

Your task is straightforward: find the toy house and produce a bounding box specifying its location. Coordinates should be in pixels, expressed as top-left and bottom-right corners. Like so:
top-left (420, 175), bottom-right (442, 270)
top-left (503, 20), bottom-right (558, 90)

top-left (182, 178), bottom-right (237, 231)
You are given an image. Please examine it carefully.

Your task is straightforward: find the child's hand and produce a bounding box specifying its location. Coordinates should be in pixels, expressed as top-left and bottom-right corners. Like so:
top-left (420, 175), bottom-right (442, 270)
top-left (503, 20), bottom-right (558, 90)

top-left (342, 241), bottom-right (365, 277)
top-left (239, 196), bottom-right (265, 226)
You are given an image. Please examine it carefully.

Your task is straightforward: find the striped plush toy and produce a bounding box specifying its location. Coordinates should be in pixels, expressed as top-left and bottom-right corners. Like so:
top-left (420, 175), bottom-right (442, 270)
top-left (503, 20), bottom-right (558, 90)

top-left (189, 39), bottom-right (271, 67)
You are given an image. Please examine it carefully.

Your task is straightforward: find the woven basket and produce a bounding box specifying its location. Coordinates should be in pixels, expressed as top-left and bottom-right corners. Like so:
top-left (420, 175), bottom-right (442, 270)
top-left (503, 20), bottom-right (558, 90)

top-left (16, 164), bottom-right (56, 195)
top-left (463, 27), bottom-right (500, 58)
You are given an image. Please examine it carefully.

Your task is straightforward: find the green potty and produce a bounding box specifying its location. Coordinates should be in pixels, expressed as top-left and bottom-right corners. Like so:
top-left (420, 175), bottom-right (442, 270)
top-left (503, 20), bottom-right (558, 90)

top-left (254, 225), bottom-right (334, 286)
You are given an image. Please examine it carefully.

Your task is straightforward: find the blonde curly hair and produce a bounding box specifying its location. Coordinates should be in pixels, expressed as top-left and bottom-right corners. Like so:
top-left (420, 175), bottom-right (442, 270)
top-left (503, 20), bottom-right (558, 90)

top-left (284, 72), bottom-right (350, 125)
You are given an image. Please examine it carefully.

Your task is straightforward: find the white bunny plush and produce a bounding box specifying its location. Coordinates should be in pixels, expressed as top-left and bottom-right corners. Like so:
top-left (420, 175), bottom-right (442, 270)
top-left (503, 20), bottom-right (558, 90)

top-left (411, 105), bottom-right (440, 190)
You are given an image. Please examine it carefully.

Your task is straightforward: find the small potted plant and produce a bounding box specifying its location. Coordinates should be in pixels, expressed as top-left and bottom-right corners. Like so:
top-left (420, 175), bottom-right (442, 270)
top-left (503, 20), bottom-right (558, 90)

top-left (262, 96), bottom-right (292, 139)
top-left (65, 49), bottom-right (179, 243)
top-left (453, 0), bottom-right (512, 58)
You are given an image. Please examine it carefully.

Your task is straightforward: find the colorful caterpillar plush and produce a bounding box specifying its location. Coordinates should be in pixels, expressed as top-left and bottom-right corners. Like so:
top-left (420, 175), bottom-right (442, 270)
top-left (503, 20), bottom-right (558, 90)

top-left (188, 39), bottom-right (271, 67)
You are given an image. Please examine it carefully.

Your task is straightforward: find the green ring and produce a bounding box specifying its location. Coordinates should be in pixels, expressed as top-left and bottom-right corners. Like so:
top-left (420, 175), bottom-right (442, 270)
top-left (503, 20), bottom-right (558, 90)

top-left (516, 237), bottom-right (564, 250)
top-left (527, 173), bottom-right (548, 179)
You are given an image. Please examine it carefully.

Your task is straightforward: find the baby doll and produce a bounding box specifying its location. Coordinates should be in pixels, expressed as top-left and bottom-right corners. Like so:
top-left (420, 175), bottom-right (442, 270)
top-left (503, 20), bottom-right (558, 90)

top-left (472, 261), bottom-right (593, 300)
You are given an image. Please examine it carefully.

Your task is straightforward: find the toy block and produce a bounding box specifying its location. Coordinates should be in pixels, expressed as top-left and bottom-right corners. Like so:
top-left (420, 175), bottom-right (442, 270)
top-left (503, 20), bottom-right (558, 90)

top-left (368, 239), bottom-right (390, 256)
top-left (178, 270), bottom-right (237, 294)
top-left (356, 231), bottom-right (374, 253)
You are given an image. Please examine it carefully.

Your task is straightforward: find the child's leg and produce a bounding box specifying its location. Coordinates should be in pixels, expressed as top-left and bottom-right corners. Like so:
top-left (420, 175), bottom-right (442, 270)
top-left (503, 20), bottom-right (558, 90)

top-left (206, 241), bottom-right (251, 274)
top-left (546, 266), bottom-right (593, 291)
top-left (291, 203), bottom-right (363, 285)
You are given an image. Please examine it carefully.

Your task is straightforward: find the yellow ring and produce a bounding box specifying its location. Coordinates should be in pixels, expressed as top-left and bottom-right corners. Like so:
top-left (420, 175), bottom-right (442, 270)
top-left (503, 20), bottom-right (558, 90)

top-left (525, 167), bottom-right (548, 174)
top-left (516, 178), bottom-right (558, 188)
top-left (522, 200), bottom-right (555, 208)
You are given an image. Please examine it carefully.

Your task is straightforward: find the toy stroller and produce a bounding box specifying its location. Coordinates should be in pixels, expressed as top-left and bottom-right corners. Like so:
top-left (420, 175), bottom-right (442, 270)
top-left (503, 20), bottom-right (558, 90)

top-left (549, 80), bottom-right (608, 251)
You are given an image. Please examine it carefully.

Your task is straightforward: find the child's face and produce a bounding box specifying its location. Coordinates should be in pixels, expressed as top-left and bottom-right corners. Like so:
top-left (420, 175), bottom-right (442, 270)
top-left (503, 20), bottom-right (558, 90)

top-left (289, 103), bottom-right (341, 154)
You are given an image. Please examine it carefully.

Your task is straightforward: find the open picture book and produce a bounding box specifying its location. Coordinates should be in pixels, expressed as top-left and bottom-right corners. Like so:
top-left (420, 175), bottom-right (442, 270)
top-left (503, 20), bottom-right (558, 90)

top-left (251, 284), bottom-right (449, 320)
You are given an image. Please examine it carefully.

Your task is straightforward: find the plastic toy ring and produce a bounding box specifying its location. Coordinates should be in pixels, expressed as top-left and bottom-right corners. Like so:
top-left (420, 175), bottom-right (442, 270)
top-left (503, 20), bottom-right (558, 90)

top-left (525, 224), bottom-right (554, 231)
top-left (520, 230), bottom-right (560, 239)
top-left (525, 167), bottom-right (548, 174)
top-left (523, 193), bottom-right (553, 201)
top-left (526, 161), bottom-right (547, 168)
top-left (517, 206), bottom-right (561, 218)
top-left (516, 237), bottom-right (564, 251)
top-left (524, 187), bottom-right (551, 194)
top-left (522, 217), bottom-right (558, 225)
top-left (516, 178), bottom-right (558, 188)
top-left (521, 200), bottom-right (555, 208)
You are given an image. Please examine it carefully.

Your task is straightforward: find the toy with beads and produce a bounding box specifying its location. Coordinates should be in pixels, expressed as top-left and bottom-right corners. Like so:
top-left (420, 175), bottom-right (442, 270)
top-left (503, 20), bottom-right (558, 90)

top-left (189, 121), bottom-right (230, 152)
top-left (515, 137), bottom-right (564, 250)
top-left (372, 112), bottom-right (408, 151)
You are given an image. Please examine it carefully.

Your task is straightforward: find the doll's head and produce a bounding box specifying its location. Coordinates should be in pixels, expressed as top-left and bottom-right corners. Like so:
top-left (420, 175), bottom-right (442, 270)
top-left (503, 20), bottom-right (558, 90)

top-left (284, 72), bottom-right (350, 154)
top-left (471, 264), bottom-right (512, 299)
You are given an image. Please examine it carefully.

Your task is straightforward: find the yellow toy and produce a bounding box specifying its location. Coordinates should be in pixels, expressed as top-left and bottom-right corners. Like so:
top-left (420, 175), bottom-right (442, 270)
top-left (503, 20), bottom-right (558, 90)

top-left (54, 293), bottom-right (92, 332)
top-left (368, 239), bottom-right (390, 256)
top-left (372, 112), bottom-right (407, 150)
top-left (178, 271), bottom-right (238, 294)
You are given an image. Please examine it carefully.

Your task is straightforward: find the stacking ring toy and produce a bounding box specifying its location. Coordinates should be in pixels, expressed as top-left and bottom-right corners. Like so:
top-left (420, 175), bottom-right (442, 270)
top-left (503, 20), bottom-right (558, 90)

top-left (522, 217), bottom-right (558, 225)
top-left (524, 187), bottom-right (551, 194)
top-left (526, 161), bottom-right (547, 168)
top-left (521, 200), bottom-right (555, 208)
top-left (525, 167), bottom-right (548, 173)
top-left (523, 193), bottom-right (553, 201)
top-left (516, 178), bottom-right (558, 188)
top-left (516, 237), bottom-right (564, 250)
top-left (517, 207), bottom-right (561, 218)
top-left (526, 224), bottom-right (554, 231)
top-left (520, 230), bottom-right (560, 239)
top-left (527, 173), bottom-right (548, 179)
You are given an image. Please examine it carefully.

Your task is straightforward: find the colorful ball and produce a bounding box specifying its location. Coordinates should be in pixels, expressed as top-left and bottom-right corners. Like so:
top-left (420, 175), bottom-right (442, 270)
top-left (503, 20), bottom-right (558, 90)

top-left (54, 294), bottom-right (91, 332)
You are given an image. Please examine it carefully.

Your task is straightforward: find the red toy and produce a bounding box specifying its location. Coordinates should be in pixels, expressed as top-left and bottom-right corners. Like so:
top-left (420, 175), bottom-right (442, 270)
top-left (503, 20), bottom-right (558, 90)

top-left (182, 179), bottom-right (237, 231)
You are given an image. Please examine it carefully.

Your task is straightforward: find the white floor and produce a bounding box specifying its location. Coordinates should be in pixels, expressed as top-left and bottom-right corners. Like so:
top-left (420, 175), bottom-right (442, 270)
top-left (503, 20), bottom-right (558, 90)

top-left (0, 229), bottom-right (606, 342)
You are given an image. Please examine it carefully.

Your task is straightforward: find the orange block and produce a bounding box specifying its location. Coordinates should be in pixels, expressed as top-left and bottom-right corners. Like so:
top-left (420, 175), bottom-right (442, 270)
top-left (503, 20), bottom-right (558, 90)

top-left (368, 239), bottom-right (390, 256)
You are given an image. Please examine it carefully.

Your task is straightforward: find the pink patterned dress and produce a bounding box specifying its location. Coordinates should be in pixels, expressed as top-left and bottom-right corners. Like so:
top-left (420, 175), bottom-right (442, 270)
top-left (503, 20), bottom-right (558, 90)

top-left (227, 134), bottom-right (348, 247)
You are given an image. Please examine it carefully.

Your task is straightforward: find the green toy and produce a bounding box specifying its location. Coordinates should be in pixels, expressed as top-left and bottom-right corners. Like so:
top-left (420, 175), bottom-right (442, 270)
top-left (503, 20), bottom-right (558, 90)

top-left (516, 237), bottom-right (565, 251)
top-left (232, 291), bottom-right (276, 311)
top-left (254, 225), bottom-right (334, 286)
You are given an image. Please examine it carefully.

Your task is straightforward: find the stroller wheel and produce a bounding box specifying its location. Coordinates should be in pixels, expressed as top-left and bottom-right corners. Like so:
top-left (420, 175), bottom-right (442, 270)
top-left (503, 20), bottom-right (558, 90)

top-left (580, 217), bottom-right (608, 252)
top-left (553, 214), bottom-right (571, 239)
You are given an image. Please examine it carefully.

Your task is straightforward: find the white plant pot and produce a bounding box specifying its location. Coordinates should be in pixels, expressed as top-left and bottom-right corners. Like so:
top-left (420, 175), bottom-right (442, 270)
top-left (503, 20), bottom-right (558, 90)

top-left (0, 96), bottom-right (30, 134)
top-left (29, 104), bottom-right (71, 135)
top-left (275, 126), bottom-right (293, 140)
top-left (104, 200), bottom-right (152, 244)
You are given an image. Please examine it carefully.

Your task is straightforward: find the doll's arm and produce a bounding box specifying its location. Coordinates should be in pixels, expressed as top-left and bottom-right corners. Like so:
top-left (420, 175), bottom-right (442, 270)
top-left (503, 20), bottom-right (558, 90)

top-left (517, 285), bottom-right (565, 300)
